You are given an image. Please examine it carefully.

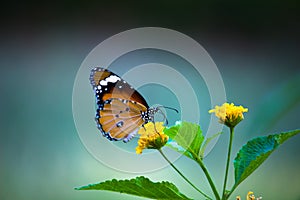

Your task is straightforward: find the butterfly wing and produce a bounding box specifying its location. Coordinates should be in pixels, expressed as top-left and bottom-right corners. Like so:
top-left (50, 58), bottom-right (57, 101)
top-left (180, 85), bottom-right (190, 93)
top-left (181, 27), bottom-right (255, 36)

top-left (90, 67), bottom-right (148, 106)
top-left (98, 98), bottom-right (147, 142)
top-left (90, 67), bottom-right (149, 142)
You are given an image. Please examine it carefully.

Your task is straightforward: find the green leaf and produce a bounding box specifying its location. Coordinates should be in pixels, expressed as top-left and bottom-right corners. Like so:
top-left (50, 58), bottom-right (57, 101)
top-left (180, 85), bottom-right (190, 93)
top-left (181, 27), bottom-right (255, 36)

top-left (75, 176), bottom-right (192, 200)
top-left (164, 121), bottom-right (204, 159)
top-left (166, 140), bottom-right (193, 159)
top-left (234, 129), bottom-right (300, 188)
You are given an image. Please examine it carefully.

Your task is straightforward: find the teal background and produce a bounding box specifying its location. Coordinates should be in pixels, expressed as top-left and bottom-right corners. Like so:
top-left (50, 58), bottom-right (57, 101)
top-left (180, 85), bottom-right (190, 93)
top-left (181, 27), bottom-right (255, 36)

top-left (1, 1), bottom-right (300, 199)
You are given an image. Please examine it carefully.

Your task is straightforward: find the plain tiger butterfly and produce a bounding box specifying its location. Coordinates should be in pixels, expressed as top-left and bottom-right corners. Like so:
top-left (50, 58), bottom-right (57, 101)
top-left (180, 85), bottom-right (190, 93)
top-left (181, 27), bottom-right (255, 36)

top-left (90, 67), bottom-right (176, 143)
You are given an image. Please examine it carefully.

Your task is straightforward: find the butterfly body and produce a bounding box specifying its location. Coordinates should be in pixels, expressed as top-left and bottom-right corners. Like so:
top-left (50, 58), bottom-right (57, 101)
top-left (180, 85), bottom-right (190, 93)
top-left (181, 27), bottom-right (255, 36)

top-left (90, 67), bottom-right (157, 142)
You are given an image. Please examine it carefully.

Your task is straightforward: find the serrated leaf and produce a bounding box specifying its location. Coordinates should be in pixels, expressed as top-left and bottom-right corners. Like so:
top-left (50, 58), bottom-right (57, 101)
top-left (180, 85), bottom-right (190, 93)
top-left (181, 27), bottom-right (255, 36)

top-left (75, 176), bottom-right (192, 200)
top-left (164, 121), bottom-right (204, 159)
top-left (234, 129), bottom-right (300, 187)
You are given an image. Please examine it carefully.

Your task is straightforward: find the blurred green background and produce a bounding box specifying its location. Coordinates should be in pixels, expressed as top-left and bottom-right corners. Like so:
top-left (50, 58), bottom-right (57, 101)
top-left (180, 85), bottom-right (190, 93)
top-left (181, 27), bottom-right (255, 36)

top-left (1, 1), bottom-right (300, 199)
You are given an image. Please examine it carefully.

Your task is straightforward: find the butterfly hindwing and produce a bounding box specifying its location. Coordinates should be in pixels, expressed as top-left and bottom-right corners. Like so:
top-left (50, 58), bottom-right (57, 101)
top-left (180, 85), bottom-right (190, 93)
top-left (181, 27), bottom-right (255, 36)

top-left (98, 98), bottom-right (147, 141)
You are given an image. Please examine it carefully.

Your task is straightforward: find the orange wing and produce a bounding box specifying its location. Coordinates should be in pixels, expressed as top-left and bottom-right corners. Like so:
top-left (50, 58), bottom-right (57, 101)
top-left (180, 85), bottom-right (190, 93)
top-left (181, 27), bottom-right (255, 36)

top-left (98, 98), bottom-right (148, 141)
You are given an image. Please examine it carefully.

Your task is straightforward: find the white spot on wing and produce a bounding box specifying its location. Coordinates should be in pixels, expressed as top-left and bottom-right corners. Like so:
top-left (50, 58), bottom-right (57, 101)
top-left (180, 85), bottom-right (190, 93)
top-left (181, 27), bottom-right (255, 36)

top-left (106, 75), bottom-right (121, 83)
top-left (100, 80), bottom-right (108, 86)
top-left (100, 75), bottom-right (120, 86)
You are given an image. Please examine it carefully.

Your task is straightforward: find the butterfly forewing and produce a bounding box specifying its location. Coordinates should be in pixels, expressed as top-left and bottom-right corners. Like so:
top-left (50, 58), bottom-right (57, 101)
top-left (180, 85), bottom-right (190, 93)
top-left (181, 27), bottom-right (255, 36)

top-left (90, 67), bottom-right (151, 142)
top-left (90, 68), bottom-right (148, 106)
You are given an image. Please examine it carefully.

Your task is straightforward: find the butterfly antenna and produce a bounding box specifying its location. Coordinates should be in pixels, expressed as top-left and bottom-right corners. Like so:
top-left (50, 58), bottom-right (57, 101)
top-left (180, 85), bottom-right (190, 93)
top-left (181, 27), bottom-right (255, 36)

top-left (155, 106), bottom-right (178, 125)
top-left (156, 108), bottom-right (169, 125)
top-left (157, 106), bottom-right (179, 113)
top-left (142, 124), bottom-right (146, 131)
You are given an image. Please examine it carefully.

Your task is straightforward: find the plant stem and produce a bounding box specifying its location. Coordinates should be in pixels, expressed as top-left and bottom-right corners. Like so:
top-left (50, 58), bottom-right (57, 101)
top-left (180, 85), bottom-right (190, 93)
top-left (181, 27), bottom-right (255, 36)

top-left (158, 149), bottom-right (212, 200)
top-left (222, 127), bottom-right (234, 200)
top-left (226, 184), bottom-right (238, 199)
top-left (191, 151), bottom-right (221, 200)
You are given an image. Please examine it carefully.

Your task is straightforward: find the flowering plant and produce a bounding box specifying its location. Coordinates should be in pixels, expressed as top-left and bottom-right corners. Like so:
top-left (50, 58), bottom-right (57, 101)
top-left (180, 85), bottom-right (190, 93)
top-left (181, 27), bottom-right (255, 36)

top-left (76, 103), bottom-right (299, 200)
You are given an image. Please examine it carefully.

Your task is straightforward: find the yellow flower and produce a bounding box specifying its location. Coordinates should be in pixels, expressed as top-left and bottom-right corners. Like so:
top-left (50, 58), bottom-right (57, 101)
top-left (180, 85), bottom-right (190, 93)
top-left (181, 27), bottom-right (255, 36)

top-left (247, 191), bottom-right (255, 200)
top-left (136, 122), bottom-right (169, 154)
top-left (236, 191), bottom-right (262, 200)
top-left (209, 103), bottom-right (248, 128)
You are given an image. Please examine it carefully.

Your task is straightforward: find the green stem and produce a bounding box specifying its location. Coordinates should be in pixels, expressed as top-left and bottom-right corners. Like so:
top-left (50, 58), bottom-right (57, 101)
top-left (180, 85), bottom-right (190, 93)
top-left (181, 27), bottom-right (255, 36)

top-left (226, 184), bottom-right (238, 199)
top-left (158, 149), bottom-right (212, 200)
top-left (222, 127), bottom-right (234, 200)
top-left (191, 151), bottom-right (221, 200)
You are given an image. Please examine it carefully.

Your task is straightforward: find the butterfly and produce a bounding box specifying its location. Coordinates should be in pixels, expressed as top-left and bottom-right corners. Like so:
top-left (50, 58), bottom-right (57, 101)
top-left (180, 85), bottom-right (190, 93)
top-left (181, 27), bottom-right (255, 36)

top-left (90, 67), bottom-right (175, 142)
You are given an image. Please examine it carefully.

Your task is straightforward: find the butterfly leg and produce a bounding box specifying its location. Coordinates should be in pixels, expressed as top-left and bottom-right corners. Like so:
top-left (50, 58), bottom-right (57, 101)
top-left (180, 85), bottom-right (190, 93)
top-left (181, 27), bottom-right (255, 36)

top-left (153, 123), bottom-right (161, 136)
top-left (141, 123), bottom-right (146, 131)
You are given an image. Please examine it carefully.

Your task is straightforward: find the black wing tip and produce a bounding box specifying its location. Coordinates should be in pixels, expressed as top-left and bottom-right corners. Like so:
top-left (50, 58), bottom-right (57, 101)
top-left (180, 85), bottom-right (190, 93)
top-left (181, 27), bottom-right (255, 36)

top-left (89, 67), bottom-right (115, 88)
top-left (91, 67), bottom-right (113, 73)
top-left (89, 67), bottom-right (104, 87)
top-left (91, 66), bottom-right (104, 71)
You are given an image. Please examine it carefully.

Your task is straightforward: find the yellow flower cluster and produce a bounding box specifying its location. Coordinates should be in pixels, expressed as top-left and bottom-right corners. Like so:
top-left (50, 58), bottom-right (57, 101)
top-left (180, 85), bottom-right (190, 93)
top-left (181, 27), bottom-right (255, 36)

top-left (136, 122), bottom-right (169, 154)
top-left (236, 191), bottom-right (262, 200)
top-left (209, 102), bottom-right (248, 128)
